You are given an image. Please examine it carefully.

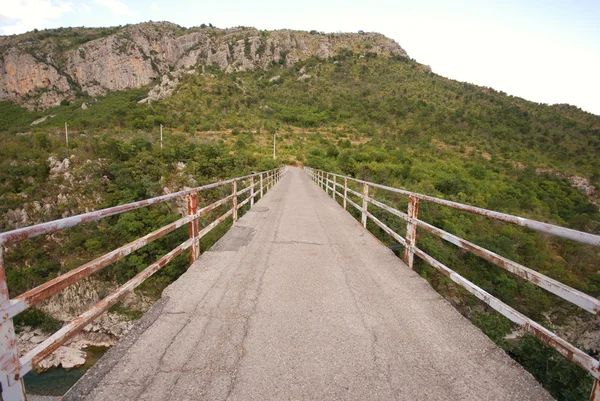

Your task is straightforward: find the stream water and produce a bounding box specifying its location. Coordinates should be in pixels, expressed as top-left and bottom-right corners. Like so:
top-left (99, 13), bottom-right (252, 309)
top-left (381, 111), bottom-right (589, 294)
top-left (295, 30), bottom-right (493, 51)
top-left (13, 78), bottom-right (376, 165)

top-left (23, 346), bottom-right (108, 396)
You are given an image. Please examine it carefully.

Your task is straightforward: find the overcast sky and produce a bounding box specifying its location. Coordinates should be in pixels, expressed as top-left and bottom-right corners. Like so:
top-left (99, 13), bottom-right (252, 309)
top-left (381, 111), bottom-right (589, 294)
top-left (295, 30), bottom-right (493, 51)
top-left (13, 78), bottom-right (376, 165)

top-left (1, 0), bottom-right (599, 116)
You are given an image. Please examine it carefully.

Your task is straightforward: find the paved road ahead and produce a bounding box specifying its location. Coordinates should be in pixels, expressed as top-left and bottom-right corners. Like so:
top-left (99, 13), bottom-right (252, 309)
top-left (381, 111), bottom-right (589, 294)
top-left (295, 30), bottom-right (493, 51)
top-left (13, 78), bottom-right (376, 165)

top-left (65, 168), bottom-right (552, 401)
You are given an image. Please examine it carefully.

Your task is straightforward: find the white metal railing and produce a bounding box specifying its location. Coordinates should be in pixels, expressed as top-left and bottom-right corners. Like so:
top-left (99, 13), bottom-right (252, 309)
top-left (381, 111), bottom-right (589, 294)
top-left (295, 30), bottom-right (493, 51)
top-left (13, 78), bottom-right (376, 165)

top-left (0, 166), bottom-right (286, 400)
top-left (304, 166), bottom-right (600, 400)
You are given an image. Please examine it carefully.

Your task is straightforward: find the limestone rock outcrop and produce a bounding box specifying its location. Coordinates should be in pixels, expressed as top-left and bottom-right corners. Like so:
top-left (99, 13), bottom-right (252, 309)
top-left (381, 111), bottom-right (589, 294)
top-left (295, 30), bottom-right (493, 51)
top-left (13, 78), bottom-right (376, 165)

top-left (0, 22), bottom-right (408, 110)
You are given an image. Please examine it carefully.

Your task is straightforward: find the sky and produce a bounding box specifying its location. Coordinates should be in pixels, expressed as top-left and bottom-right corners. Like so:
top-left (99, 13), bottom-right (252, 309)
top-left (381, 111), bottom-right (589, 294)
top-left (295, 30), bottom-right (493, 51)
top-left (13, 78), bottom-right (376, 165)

top-left (1, 0), bottom-right (599, 116)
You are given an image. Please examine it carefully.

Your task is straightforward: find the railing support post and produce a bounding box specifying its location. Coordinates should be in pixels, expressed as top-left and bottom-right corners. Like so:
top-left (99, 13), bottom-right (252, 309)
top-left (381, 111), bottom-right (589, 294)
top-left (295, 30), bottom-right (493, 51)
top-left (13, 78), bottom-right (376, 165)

top-left (260, 173), bottom-right (264, 198)
top-left (250, 176), bottom-right (255, 207)
top-left (343, 177), bottom-right (348, 210)
top-left (333, 176), bottom-right (336, 201)
top-left (187, 192), bottom-right (200, 263)
top-left (232, 181), bottom-right (238, 222)
top-left (591, 379), bottom-right (600, 401)
top-left (0, 248), bottom-right (26, 401)
top-left (326, 173), bottom-right (330, 195)
top-left (361, 183), bottom-right (369, 228)
top-left (404, 195), bottom-right (419, 269)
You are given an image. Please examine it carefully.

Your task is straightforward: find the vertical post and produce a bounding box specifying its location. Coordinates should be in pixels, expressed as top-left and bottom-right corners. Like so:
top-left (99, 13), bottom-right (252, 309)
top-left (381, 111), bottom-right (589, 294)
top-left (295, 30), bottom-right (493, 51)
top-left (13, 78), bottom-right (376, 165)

top-left (160, 124), bottom-right (163, 151)
top-left (590, 379), bottom-right (600, 401)
top-left (260, 173), bottom-right (264, 198)
top-left (65, 122), bottom-right (69, 148)
top-left (0, 248), bottom-right (26, 401)
top-left (232, 181), bottom-right (238, 222)
top-left (404, 195), bottom-right (419, 269)
top-left (361, 183), bottom-right (369, 228)
top-left (333, 176), bottom-right (336, 201)
top-left (250, 176), bottom-right (255, 207)
top-left (326, 173), bottom-right (330, 195)
top-left (343, 177), bottom-right (348, 210)
top-left (187, 192), bottom-right (200, 263)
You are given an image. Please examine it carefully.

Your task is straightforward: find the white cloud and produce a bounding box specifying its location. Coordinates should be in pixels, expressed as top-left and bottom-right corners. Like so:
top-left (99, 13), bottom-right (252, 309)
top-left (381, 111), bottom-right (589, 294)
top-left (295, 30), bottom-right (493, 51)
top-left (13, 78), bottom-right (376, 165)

top-left (0, 0), bottom-right (73, 35)
top-left (150, 2), bottom-right (158, 10)
top-left (92, 0), bottom-right (130, 16)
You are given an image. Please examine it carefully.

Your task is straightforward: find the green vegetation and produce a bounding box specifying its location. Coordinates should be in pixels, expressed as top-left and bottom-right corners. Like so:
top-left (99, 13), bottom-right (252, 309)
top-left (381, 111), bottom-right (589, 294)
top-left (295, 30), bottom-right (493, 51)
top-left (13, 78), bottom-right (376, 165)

top-left (13, 308), bottom-right (62, 334)
top-left (1, 51), bottom-right (599, 400)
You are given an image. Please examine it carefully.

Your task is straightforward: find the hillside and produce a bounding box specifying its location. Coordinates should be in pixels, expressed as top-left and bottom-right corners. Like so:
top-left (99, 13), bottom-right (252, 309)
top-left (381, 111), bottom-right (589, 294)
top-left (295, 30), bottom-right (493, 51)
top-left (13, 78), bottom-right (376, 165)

top-left (1, 22), bottom-right (600, 400)
top-left (0, 22), bottom-right (405, 110)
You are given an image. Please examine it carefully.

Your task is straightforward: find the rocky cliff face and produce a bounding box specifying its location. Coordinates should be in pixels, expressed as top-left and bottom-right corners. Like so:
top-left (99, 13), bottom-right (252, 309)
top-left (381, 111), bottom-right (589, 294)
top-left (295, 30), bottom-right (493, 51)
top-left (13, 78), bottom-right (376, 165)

top-left (0, 22), bottom-right (408, 110)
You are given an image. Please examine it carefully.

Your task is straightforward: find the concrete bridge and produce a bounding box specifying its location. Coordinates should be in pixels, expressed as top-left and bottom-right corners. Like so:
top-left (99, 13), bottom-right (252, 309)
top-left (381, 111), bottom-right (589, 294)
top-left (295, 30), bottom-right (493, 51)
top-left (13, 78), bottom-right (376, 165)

top-left (2, 166), bottom-right (600, 400)
top-left (61, 168), bottom-right (551, 400)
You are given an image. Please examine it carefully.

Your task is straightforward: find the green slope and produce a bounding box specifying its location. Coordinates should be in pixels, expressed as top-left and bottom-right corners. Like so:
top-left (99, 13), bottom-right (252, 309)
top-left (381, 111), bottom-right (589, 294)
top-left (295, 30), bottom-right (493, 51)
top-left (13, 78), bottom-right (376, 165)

top-left (1, 52), bottom-right (599, 400)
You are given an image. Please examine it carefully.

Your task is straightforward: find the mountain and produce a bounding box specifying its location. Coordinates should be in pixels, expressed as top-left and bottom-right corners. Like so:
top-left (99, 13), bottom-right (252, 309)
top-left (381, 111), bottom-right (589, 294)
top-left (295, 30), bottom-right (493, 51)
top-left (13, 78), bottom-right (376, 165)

top-left (1, 22), bottom-right (600, 400)
top-left (0, 22), bottom-right (406, 110)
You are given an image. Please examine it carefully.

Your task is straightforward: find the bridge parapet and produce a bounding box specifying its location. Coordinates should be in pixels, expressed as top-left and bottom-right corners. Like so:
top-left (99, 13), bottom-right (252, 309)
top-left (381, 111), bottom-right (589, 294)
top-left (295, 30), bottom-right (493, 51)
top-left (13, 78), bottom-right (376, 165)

top-left (305, 166), bottom-right (600, 400)
top-left (0, 167), bottom-right (286, 400)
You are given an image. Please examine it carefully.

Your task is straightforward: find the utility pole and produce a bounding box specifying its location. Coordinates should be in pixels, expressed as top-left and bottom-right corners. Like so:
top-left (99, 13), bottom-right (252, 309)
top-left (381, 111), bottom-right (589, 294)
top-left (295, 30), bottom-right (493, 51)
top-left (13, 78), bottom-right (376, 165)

top-left (273, 132), bottom-right (277, 160)
top-left (160, 124), bottom-right (163, 150)
top-left (65, 122), bottom-right (68, 148)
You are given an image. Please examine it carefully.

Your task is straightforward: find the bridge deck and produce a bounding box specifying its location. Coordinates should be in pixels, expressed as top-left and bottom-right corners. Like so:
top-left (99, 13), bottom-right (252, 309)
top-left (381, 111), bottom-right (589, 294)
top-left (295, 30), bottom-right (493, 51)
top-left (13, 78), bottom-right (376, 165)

top-left (66, 167), bottom-right (552, 400)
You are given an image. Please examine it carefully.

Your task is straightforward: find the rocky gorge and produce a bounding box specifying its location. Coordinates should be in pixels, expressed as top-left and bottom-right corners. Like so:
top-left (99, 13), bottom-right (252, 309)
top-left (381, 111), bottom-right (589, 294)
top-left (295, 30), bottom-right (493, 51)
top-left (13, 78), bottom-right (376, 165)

top-left (18, 277), bottom-right (151, 371)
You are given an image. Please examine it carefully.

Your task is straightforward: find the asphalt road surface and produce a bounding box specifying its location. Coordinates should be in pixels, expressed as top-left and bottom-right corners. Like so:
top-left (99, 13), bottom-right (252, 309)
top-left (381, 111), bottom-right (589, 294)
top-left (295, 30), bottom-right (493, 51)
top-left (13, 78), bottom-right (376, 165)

top-left (64, 167), bottom-right (552, 401)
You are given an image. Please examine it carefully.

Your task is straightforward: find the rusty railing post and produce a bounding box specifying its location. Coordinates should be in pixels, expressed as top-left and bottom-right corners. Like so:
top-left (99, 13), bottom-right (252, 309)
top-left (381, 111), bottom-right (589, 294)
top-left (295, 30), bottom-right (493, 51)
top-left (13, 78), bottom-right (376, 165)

top-left (260, 173), bottom-right (264, 198)
top-left (333, 176), bottom-right (336, 201)
top-left (0, 248), bottom-right (26, 401)
top-left (361, 183), bottom-right (369, 228)
top-left (404, 195), bottom-right (419, 269)
top-left (232, 181), bottom-right (238, 222)
top-left (326, 173), bottom-right (330, 195)
top-left (343, 177), bottom-right (348, 210)
top-left (591, 379), bottom-right (600, 401)
top-left (187, 192), bottom-right (200, 263)
top-left (250, 176), bottom-right (255, 207)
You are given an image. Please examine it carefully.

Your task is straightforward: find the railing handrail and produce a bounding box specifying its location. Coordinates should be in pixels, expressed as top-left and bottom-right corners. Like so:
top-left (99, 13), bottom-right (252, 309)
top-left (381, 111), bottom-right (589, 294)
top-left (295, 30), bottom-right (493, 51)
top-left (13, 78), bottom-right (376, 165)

top-left (309, 169), bottom-right (600, 247)
top-left (0, 166), bottom-right (287, 400)
top-left (304, 166), bottom-right (600, 400)
top-left (0, 168), bottom-right (276, 247)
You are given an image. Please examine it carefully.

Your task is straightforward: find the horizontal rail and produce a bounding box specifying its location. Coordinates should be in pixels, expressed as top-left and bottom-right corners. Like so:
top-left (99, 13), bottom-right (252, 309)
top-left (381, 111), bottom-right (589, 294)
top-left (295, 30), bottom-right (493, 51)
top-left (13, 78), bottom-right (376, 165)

top-left (309, 169), bottom-right (600, 247)
top-left (366, 211), bottom-right (407, 247)
top-left (17, 207), bottom-right (234, 379)
top-left (413, 247), bottom-right (600, 379)
top-left (415, 219), bottom-right (600, 316)
top-left (346, 198), bottom-right (361, 212)
top-left (0, 170), bottom-right (273, 246)
top-left (0, 166), bottom-right (286, 398)
top-left (236, 184), bottom-right (254, 196)
top-left (346, 187), bottom-right (363, 199)
top-left (305, 166), bottom-right (600, 384)
top-left (237, 194), bottom-right (252, 210)
top-left (366, 197), bottom-right (409, 221)
top-left (1, 195), bottom-right (234, 322)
